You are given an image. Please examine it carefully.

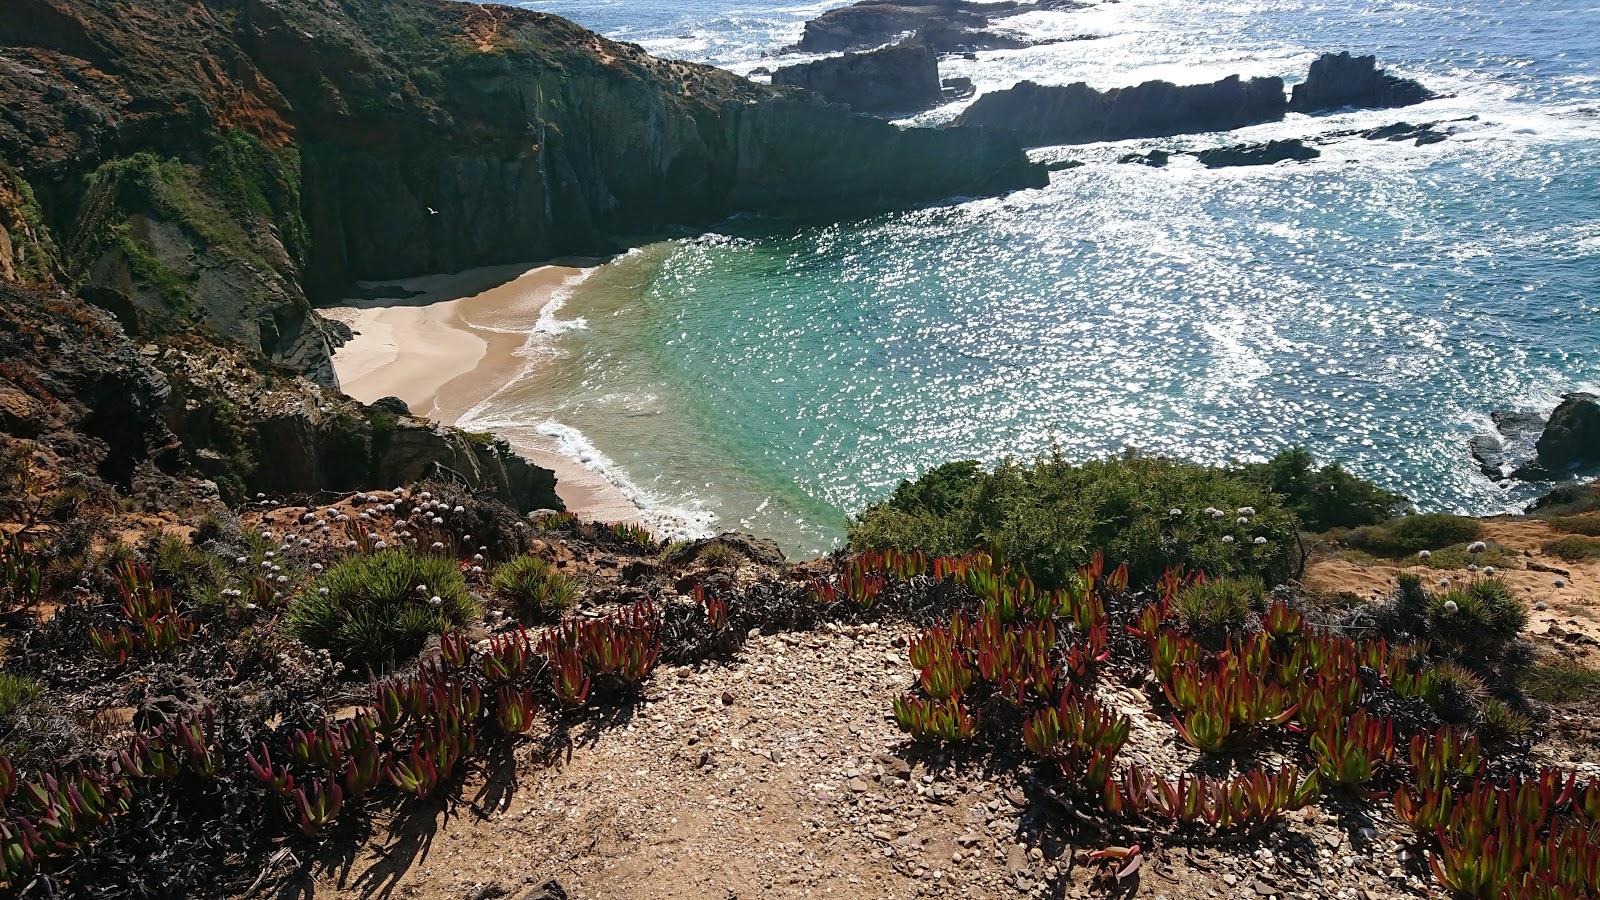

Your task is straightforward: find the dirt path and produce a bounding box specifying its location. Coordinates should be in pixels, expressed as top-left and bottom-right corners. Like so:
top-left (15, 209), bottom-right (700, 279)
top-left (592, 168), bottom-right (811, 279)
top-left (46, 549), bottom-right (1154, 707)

top-left (303, 626), bottom-right (1421, 900)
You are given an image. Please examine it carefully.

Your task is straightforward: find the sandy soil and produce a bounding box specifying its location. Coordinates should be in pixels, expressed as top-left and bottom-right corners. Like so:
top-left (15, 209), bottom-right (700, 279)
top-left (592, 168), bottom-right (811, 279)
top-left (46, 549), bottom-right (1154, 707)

top-left (325, 263), bottom-right (641, 525)
top-left (1304, 516), bottom-right (1600, 660)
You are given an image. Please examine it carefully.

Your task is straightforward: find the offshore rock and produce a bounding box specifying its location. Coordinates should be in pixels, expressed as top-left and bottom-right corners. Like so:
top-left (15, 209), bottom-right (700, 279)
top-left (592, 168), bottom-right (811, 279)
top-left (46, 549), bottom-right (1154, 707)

top-left (955, 75), bottom-right (1288, 147)
top-left (1289, 52), bottom-right (1436, 114)
top-left (794, 0), bottom-right (1087, 53)
top-left (1195, 138), bottom-right (1320, 168)
top-left (772, 43), bottom-right (942, 115)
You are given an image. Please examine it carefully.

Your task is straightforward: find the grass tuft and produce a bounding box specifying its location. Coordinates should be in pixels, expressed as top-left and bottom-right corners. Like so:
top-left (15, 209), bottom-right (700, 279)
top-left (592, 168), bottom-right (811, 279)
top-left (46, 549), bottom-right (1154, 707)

top-left (287, 548), bottom-right (476, 666)
top-left (491, 555), bottom-right (577, 622)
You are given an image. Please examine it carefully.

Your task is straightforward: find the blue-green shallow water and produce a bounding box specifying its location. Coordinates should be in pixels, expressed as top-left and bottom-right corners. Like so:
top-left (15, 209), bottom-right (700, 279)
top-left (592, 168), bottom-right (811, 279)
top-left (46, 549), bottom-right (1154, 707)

top-left (465, 0), bottom-right (1600, 557)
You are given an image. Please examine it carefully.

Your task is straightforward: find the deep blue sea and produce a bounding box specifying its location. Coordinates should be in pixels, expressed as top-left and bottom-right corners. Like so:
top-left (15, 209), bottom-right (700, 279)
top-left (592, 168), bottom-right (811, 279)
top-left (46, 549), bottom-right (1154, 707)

top-left (462, 0), bottom-right (1600, 556)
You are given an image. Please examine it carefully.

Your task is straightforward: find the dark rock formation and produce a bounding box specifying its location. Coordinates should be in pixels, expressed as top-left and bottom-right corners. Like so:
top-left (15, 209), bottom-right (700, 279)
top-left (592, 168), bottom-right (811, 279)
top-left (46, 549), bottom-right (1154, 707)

top-left (1471, 409), bottom-right (1545, 479)
top-left (1118, 149), bottom-right (1171, 167)
top-left (1525, 393), bottom-right (1600, 477)
top-left (0, 281), bottom-right (561, 513)
top-left (1289, 52), bottom-right (1435, 114)
top-left (942, 76), bottom-right (976, 102)
top-left (370, 396), bottom-right (413, 417)
top-left (1363, 121), bottom-right (1450, 145)
top-left (1195, 139), bottom-right (1319, 168)
top-left (795, 0), bottom-right (1086, 53)
top-left (955, 75), bottom-right (1288, 147)
top-left (0, 0), bottom-right (1043, 390)
top-left (772, 43), bottom-right (942, 115)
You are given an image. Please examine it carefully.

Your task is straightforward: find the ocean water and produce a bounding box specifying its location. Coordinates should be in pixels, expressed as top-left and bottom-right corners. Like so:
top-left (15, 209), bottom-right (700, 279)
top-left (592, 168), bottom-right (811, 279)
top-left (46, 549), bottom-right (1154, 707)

top-left (466, 0), bottom-right (1600, 557)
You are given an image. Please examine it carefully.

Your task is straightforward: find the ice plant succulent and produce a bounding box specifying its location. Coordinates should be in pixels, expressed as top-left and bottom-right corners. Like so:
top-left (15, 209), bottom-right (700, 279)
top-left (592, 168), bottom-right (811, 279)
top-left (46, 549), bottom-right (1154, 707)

top-left (892, 696), bottom-right (978, 743)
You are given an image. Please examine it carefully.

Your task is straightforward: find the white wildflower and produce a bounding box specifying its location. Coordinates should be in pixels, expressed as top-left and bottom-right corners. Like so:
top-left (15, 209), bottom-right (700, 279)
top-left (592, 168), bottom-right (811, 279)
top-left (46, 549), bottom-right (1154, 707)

top-left (1253, 536), bottom-right (1268, 545)
top-left (431, 541), bottom-right (445, 551)
top-left (1169, 508), bottom-right (1183, 517)
top-left (374, 541), bottom-right (387, 550)
top-left (1467, 541), bottom-right (1487, 553)
top-left (1418, 550), bottom-right (1431, 560)
top-left (1221, 535), bottom-right (1235, 544)
top-left (429, 595), bottom-right (442, 607)
top-left (1443, 600), bottom-right (1458, 613)
top-left (1484, 566), bottom-right (1496, 576)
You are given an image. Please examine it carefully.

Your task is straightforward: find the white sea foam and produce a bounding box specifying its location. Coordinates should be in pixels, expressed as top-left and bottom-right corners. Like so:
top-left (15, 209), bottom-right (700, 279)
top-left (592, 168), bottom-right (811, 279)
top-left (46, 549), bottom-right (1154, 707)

top-left (535, 420), bottom-right (718, 541)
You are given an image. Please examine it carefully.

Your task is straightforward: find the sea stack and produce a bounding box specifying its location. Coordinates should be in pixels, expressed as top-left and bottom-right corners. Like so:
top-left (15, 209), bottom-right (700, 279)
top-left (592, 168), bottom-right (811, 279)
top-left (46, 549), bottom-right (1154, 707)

top-left (1289, 51), bottom-right (1436, 113)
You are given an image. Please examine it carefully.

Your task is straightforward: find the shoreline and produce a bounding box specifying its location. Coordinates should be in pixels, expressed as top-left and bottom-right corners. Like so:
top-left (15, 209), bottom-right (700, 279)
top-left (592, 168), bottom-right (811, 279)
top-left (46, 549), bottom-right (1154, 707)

top-left (323, 262), bottom-right (645, 526)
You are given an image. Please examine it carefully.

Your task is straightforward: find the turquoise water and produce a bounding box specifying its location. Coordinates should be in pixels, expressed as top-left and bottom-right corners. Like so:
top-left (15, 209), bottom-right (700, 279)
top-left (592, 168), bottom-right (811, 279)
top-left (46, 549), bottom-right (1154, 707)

top-left (471, 0), bottom-right (1600, 557)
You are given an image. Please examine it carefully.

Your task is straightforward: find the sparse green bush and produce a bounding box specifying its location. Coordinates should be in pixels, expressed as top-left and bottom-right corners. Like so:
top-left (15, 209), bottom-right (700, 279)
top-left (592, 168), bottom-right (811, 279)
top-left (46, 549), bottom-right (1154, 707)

top-left (1543, 535), bottom-right (1600, 562)
top-left (145, 530), bottom-right (225, 603)
top-left (1234, 448), bottom-right (1410, 532)
top-left (1421, 661), bottom-right (1487, 722)
top-left (491, 555), bottom-right (576, 622)
top-left (697, 542), bottom-right (743, 569)
top-left (1343, 513), bottom-right (1482, 558)
top-left (1172, 576), bottom-right (1264, 636)
top-left (1478, 697), bottom-right (1534, 744)
top-left (1527, 661), bottom-right (1600, 705)
top-left (0, 673), bottom-right (43, 720)
top-left (287, 548), bottom-right (476, 666)
top-left (850, 452), bottom-right (1298, 589)
top-left (1549, 514), bottom-right (1600, 537)
top-left (1425, 578), bottom-right (1528, 648)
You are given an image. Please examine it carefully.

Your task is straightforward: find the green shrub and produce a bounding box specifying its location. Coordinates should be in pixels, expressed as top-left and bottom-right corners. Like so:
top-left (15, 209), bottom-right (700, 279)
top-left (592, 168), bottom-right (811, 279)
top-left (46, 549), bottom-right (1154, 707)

top-left (1478, 697), bottom-right (1534, 744)
top-left (1172, 576), bottom-right (1265, 636)
top-left (1343, 513), bottom-right (1482, 558)
top-left (1425, 578), bottom-right (1528, 648)
top-left (146, 530), bottom-right (225, 603)
top-left (0, 673), bottom-right (43, 720)
top-left (1550, 514), bottom-right (1600, 537)
top-left (1543, 535), bottom-right (1600, 562)
top-left (697, 542), bottom-right (744, 569)
top-left (287, 548), bottom-right (477, 666)
top-left (491, 555), bottom-right (576, 622)
top-left (1526, 662), bottom-right (1600, 705)
top-left (850, 452), bottom-right (1298, 589)
top-left (1234, 448), bottom-right (1410, 532)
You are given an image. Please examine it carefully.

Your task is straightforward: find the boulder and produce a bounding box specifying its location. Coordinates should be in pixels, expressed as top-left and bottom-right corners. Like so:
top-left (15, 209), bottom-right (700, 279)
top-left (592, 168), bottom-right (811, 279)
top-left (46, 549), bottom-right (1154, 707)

top-left (1194, 138), bottom-right (1319, 168)
top-left (370, 395), bottom-right (412, 417)
top-left (772, 43), bottom-right (942, 115)
top-left (1289, 52), bottom-right (1435, 114)
top-left (954, 75), bottom-right (1288, 147)
top-left (1528, 393), bottom-right (1600, 476)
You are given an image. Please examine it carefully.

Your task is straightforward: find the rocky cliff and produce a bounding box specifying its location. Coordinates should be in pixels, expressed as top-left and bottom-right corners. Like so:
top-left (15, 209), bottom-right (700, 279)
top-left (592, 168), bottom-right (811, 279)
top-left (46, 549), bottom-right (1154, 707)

top-left (0, 0), bottom-right (1043, 513)
top-left (0, 0), bottom-right (1044, 384)
top-left (955, 74), bottom-right (1288, 146)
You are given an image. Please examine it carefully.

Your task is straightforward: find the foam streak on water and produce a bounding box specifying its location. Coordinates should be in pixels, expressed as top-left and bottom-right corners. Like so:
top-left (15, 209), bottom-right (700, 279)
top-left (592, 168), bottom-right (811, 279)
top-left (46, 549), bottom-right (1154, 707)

top-left (475, 0), bottom-right (1600, 557)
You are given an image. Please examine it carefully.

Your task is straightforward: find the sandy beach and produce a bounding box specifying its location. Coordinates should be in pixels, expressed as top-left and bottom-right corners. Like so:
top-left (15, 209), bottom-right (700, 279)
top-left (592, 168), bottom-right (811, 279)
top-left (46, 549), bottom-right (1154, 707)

top-left (324, 262), bottom-right (642, 525)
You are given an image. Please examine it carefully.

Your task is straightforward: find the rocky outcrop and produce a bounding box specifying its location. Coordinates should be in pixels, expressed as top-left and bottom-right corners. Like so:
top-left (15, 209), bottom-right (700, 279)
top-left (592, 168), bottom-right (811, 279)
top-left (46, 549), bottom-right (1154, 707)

top-left (0, 280), bottom-right (562, 512)
top-left (1470, 410), bottom-right (1544, 479)
top-left (772, 43), bottom-right (942, 115)
top-left (1117, 149), bottom-right (1170, 167)
top-left (794, 0), bottom-right (1087, 53)
top-left (955, 75), bottom-right (1288, 147)
top-left (0, 0), bottom-right (1043, 389)
top-left (1195, 139), bottom-right (1319, 168)
top-left (1526, 394), bottom-right (1600, 477)
top-left (1289, 52), bottom-right (1435, 114)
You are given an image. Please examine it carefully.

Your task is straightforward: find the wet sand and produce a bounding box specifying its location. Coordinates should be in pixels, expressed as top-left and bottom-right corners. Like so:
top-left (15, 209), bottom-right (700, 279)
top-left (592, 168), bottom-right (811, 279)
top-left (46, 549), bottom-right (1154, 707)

top-left (324, 262), bottom-right (642, 524)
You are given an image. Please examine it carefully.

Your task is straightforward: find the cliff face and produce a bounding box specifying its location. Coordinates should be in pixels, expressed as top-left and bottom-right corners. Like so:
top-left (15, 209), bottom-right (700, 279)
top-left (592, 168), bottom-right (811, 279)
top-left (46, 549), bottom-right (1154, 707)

top-left (0, 0), bottom-right (1041, 513)
top-left (0, 0), bottom-right (1043, 381)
